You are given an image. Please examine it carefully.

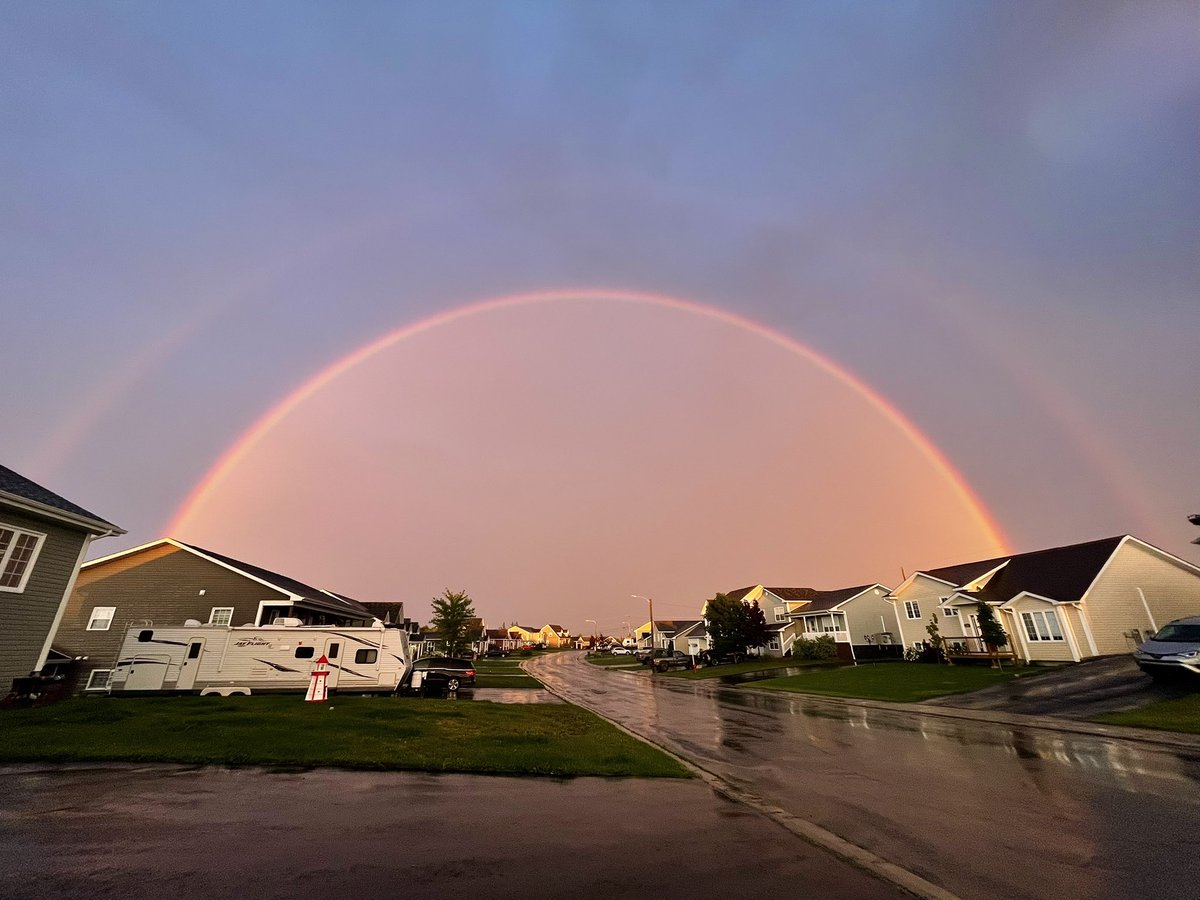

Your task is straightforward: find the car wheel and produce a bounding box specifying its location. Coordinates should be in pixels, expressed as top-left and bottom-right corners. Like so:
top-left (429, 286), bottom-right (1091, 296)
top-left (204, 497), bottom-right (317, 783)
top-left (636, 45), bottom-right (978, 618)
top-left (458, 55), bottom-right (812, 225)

top-left (446, 677), bottom-right (461, 691)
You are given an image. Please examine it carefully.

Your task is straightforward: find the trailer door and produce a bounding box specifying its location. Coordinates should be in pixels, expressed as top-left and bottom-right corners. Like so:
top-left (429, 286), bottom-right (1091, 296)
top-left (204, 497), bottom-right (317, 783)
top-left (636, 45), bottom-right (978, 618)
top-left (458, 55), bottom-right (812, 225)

top-left (324, 640), bottom-right (342, 688)
top-left (124, 655), bottom-right (171, 690)
top-left (177, 639), bottom-right (205, 690)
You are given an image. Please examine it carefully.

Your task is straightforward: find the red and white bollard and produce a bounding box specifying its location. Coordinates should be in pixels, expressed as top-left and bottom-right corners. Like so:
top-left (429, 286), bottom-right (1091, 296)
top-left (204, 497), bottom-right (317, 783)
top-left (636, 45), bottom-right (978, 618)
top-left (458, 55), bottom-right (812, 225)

top-left (305, 655), bottom-right (330, 702)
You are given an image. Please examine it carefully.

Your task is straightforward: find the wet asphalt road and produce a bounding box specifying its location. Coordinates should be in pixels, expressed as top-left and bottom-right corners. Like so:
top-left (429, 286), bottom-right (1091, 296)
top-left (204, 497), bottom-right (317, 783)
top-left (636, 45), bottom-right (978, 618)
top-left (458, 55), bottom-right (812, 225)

top-left (0, 764), bottom-right (904, 900)
top-left (528, 652), bottom-right (1200, 900)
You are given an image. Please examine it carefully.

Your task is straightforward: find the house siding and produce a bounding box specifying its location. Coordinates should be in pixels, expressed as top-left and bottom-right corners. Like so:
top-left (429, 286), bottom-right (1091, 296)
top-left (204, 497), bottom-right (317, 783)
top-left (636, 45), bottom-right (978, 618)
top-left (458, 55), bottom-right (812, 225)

top-left (1082, 541), bottom-right (1200, 655)
top-left (843, 588), bottom-right (901, 645)
top-left (1006, 598), bottom-right (1077, 662)
top-left (54, 544), bottom-right (290, 693)
top-left (0, 506), bottom-right (90, 692)
top-left (890, 576), bottom-right (954, 647)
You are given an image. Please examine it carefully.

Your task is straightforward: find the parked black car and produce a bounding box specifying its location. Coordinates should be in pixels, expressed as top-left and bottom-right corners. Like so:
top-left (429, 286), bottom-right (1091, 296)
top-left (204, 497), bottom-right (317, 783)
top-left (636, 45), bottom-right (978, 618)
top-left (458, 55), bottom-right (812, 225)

top-left (398, 657), bottom-right (477, 695)
top-left (485, 646), bottom-right (508, 658)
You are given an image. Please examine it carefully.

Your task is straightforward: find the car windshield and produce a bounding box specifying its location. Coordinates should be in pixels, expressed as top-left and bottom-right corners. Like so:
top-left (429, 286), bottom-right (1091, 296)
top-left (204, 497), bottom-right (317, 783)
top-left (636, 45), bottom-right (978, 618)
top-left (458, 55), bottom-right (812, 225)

top-left (1150, 623), bottom-right (1200, 642)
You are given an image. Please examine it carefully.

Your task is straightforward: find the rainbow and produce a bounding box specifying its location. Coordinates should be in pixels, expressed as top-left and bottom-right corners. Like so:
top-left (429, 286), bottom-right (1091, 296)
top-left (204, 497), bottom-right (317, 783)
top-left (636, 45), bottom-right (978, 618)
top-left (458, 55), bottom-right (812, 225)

top-left (167, 288), bottom-right (1009, 552)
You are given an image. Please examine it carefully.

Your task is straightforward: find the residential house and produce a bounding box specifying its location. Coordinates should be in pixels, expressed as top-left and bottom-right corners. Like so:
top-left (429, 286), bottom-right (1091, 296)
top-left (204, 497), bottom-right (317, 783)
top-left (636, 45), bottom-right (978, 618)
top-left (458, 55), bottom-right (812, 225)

top-left (673, 621), bottom-right (709, 656)
top-left (636, 619), bottom-right (703, 652)
top-left (507, 624), bottom-right (540, 646)
top-left (0, 464), bottom-right (123, 693)
top-left (53, 538), bottom-right (376, 693)
top-left (538, 624), bottom-right (570, 648)
top-left (887, 535), bottom-right (1200, 664)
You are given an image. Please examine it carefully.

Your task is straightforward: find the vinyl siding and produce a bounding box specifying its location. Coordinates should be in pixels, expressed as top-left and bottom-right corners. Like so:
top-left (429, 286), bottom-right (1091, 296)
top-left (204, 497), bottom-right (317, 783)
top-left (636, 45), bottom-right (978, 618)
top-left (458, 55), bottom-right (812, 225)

top-left (889, 576), bottom-right (955, 647)
top-left (0, 506), bottom-right (91, 691)
top-left (843, 588), bottom-right (901, 644)
top-left (1007, 599), bottom-right (1077, 662)
top-left (1082, 541), bottom-right (1200, 656)
top-left (54, 544), bottom-right (290, 693)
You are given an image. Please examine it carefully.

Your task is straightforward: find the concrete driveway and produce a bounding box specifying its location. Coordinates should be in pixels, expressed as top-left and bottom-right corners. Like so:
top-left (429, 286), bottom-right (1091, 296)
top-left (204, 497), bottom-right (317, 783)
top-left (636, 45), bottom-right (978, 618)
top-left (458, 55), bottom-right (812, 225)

top-left (926, 655), bottom-right (1197, 718)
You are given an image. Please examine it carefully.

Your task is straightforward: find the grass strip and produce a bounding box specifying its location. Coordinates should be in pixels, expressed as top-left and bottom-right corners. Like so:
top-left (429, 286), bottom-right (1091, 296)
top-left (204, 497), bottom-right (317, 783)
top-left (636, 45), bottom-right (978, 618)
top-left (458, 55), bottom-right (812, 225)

top-left (474, 674), bottom-right (543, 689)
top-left (1094, 694), bottom-right (1200, 735)
top-left (586, 655), bottom-right (644, 667)
top-left (662, 658), bottom-right (840, 680)
top-left (752, 661), bottom-right (1042, 702)
top-left (0, 696), bottom-right (690, 778)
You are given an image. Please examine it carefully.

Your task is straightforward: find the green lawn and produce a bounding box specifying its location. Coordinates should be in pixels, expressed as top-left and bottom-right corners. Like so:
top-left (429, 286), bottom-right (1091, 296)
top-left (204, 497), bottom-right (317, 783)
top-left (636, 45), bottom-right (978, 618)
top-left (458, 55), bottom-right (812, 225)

top-left (752, 661), bottom-right (1042, 702)
top-left (474, 674), bottom-right (543, 689)
top-left (662, 657), bottom-right (840, 680)
top-left (586, 654), bottom-right (644, 667)
top-left (1095, 694), bottom-right (1200, 735)
top-left (0, 696), bottom-right (690, 778)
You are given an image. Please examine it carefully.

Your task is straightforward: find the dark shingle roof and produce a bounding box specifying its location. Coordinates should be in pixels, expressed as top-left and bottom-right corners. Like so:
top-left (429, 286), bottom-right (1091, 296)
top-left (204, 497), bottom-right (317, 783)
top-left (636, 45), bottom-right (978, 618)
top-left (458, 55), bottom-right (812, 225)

top-left (912, 536), bottom-right (1127, 604)
top-left (763, 587), bottom-right (821, 603)
top-left (724, 586), bottom-right (758, 602)
top-left (967, 536), bottom-right (1126, 604)
top-left (180, 542), bottom-right (371, 617)
top-left (789, 584), bottom-right (880, 613)
top-left (0, 464), bottom-right (120, 532)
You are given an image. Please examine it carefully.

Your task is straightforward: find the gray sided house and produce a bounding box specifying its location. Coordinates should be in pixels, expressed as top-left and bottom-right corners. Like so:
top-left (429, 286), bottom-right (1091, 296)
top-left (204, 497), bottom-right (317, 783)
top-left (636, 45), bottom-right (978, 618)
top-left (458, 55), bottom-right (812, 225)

top-left (0, 464), bottom-right (123, 693)
top-left (53, 538), bottom-right (375, 693)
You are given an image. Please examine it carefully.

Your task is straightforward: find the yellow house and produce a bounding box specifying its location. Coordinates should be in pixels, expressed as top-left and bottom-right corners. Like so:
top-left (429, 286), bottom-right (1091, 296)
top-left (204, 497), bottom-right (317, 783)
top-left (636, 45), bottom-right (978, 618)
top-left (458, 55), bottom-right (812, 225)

top-left (507, 624), bottom-right (540, 645)
top-left (538, 624), bottom-right (569, 647)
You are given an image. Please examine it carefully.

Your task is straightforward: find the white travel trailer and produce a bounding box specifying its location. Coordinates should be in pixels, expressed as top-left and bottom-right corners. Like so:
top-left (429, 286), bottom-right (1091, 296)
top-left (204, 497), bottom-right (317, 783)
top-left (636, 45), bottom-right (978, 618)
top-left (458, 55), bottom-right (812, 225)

top-left (107, 619), bottom-right (411, 696)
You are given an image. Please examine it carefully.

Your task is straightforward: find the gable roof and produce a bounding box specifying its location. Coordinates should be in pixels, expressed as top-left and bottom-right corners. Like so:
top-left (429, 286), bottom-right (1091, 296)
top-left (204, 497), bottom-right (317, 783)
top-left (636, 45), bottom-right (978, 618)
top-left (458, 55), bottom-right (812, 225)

top-left (789, 584), bottom-right (882, 613)
top-left (913, 536), bottom-right (1127, 605)
top-left (84, 538), bottom-right (370, 619)
top-left (724, 586), bottom-right (758, 602)
top-left (762, 587), bottom-right (822, 603)
top-left (0, 464), bottom-right (123, 535)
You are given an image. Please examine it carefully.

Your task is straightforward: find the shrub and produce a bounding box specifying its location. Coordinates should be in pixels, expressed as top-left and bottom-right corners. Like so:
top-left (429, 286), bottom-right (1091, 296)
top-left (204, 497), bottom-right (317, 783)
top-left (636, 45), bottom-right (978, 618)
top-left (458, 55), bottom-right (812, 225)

top-left (793, 636), bottom-right (837, 660)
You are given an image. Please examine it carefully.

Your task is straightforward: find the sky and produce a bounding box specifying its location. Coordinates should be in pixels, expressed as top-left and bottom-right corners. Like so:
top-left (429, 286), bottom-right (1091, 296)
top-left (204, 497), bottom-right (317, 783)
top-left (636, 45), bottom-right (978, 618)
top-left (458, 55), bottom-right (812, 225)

top-left (3, 1), bottom-right (1198, 635)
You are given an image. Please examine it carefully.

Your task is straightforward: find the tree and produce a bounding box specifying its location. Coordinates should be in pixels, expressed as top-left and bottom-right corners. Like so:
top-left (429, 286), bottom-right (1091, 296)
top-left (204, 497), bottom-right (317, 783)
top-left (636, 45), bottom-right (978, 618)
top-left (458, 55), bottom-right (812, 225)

top-left (745, 600), bottom-right (770, 651)
top-left (430, 589), bottom-right (477, 657)
top-left (705, 593), bottom-right (749, 659)
top-left (975, 601), bottom-right (1008, 668)
top-left (925, 612), bottom-right (948, 664)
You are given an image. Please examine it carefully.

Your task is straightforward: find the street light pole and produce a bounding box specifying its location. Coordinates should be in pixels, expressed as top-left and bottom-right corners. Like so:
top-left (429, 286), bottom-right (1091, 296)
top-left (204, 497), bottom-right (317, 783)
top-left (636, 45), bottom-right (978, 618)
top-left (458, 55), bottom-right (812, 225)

top-left (632, 595), bottom-right (655, 651)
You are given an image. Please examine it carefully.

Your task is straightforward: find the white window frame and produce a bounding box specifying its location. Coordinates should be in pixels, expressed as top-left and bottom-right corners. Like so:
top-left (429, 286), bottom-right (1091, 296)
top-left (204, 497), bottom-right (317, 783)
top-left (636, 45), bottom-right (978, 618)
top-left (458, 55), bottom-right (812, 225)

top-left (208, 607), bottom-right (234, 626)
top-left (773, 605), bottom-right (787, 623)
top-left (767, 635), bottom-right (781, 650)
top-left (1021, 610), bottom-right (1064, 642)
top-left (85, 669), bottom-right (112, 691)
top-left (0, 523), bottom-right (46, 593)
top-left (942, 606), bottom-right (959, 617)
top-left (904, 600), bottom-right (921, 620)
top-left (87, 606), bottom-right (117, 631)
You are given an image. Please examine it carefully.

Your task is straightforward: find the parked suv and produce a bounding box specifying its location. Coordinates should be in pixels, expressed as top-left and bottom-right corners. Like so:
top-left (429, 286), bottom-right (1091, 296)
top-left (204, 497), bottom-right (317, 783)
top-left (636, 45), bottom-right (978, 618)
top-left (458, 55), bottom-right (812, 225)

top-left (399, 657), bottom-right (477, 695)
top-left (1133, 617), bottom-right (1200, 679)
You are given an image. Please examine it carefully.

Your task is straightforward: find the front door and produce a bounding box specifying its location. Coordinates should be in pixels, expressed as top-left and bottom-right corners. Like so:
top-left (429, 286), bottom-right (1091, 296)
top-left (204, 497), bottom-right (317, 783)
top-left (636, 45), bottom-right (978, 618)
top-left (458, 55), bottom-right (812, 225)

top-left (177, 639), bottom-right (205, 690)
top-left (324, 640), bottom-right (342, 688)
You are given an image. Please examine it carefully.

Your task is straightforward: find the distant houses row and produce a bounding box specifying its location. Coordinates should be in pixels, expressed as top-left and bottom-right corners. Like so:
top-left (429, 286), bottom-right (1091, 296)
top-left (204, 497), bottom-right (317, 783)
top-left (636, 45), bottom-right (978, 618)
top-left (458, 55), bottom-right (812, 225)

top-left (633, 535), bottom-right (1200, 665)
top-left (4, 458), bottom-right (1200, 699)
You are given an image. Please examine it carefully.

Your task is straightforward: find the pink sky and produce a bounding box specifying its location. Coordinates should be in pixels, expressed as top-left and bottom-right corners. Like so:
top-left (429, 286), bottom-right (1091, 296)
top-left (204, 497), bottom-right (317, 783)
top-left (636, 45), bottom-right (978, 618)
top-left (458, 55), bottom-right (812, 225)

top-left (174, 298), bottom-right (1003, 633)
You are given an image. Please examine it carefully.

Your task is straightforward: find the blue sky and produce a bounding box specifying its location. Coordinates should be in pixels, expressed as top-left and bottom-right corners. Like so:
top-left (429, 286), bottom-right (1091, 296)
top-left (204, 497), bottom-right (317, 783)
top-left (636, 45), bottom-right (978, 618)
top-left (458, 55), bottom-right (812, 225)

top-left (3, 2), bottom-right (1198, 612)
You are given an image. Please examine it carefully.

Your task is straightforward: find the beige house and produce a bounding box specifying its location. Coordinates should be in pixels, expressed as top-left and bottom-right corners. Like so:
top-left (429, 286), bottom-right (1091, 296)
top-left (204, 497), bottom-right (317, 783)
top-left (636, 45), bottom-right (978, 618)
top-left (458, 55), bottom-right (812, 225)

top-left (538, 624), bottom-right (570, 648)
top-left (716, 585), bottom-right (897, 657)
top-left (887, 535), bottom-right (1200, 663)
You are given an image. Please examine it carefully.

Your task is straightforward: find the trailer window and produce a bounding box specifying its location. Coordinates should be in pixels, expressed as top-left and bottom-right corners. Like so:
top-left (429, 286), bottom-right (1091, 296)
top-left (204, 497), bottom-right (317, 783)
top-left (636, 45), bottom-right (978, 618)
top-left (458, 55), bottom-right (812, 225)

top-left (327, 643), bottom-right (340, 659)
top-left (355, 649), bottom-right (378, 664)
top-left (137, 630), bottom-right (154, 642)
top-left (187, 642), bottom-right (202, 659)
top-left (294, 646), bottom-right (315, 659)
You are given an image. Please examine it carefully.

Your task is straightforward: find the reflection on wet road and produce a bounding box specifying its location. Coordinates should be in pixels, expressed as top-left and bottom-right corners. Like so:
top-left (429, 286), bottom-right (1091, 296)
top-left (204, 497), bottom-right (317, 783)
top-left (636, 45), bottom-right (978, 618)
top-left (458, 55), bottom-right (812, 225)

top-left (529, 652), bottom-right (1200, 900)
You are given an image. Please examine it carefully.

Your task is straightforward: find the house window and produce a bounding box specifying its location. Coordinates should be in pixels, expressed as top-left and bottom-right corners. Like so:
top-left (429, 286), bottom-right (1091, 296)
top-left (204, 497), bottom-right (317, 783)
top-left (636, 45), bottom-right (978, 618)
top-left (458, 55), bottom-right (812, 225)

top-left (774, 606), bottom-right (787, 622)
top-left (0, 525), bottom-right (44, 592)
top-left (904, 601), bottom-right (921, 620)
top-left (355, 649), bottom-right (378, 664)
top-left (85, 669), bottom-right (111, 691)
top-left (87, 607), bottom-right (117, 631)
top-left (1021, 610), bottom-right (1064, 642)
top-left (942, 607), bottom-right (959, 617)
top-left (208, 607), bottom-right (234, 626)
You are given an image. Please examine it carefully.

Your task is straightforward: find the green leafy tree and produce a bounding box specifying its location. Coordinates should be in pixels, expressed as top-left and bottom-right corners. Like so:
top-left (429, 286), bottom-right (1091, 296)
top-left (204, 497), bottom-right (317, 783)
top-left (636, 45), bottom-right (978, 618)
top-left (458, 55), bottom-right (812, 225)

top-left (430, 589), bottom-right (477, 657)
top-left (745, 600), bottom-right (769, 651)
top-left (975, 602), bottom-right (1008, 649)
top-left (705, 593), bottom-right (750, 659)
top-left (925, 612), bottom-right (948, 664)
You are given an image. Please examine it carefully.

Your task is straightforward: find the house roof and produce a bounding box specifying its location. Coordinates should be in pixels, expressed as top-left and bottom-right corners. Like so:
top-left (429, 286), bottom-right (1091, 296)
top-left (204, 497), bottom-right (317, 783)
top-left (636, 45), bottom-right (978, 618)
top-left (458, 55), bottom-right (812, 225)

top-left (724, 586), bottom-right (758, 602)
top-left (652, 619), bottom-right (702, 633)
top-left (509, 624), bottom-right (538, 632)
top-left (789, 584), bottom-right (880, 613)
top-left (913, 536), bottom-right (1127, 604)
top-left (178, 542), bottom-right (374, 617)
top-left (0, 464), bottom-right (123, 534)
top-left (485, 628), bottom-right (508, 639)
top-left (544, 623), bottom-right (566, 632)
top-left (762, 587), bottom-right (822, 603)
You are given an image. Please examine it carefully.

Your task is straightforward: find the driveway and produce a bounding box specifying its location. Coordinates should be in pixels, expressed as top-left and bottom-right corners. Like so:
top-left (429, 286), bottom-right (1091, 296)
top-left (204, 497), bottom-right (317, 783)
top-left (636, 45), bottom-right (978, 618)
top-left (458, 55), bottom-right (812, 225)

top-left (926, 655), bottom-right (1197, 718)
top-left (528, 652), bottom-right (1200, 900)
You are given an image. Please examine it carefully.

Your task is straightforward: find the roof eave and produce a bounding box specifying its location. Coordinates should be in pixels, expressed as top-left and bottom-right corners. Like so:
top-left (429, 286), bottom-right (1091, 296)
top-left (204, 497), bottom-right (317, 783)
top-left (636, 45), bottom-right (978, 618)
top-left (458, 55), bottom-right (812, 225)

top-left (0, 490), bottom-right (124, 537)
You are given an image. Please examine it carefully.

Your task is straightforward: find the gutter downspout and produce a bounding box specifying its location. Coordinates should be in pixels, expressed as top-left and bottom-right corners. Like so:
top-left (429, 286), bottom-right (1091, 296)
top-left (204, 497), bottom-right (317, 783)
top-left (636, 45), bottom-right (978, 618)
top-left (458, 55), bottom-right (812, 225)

top-left (1136, 587), bottom-right (1158, 633)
